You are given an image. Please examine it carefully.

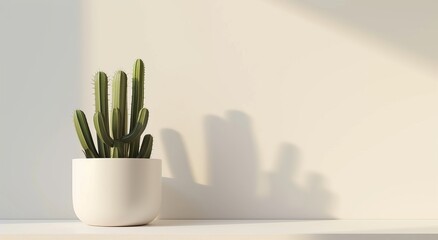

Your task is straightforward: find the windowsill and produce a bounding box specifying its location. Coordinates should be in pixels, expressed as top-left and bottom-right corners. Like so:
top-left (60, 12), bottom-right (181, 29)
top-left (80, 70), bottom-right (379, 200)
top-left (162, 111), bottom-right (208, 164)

top-left (2, 219), bottom-right (438, 239)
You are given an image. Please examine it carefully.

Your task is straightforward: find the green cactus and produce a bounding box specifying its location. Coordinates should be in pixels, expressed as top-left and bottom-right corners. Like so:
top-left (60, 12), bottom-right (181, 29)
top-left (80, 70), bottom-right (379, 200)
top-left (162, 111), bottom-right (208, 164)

top-left (129, 59), bottom-right (145, 157)
top-left (94, 72), bottom-right (110, 157)
top-left (138, 134), bottom-right (153, 158)
top-left (74, 110), bottom-right (99, 158)
top-left (73, 59), bottom-right (153, 158)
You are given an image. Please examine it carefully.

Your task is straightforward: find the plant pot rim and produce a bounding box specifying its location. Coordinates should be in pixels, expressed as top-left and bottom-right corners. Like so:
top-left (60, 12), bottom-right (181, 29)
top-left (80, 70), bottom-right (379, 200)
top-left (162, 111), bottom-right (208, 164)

top-left (73, 158), bottom-right (161, 161)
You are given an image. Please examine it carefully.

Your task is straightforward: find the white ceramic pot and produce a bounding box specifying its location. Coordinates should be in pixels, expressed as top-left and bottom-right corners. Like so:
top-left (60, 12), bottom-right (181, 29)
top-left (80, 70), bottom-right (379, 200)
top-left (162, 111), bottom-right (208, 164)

top-left (72, 158), bottom-right (161, 226)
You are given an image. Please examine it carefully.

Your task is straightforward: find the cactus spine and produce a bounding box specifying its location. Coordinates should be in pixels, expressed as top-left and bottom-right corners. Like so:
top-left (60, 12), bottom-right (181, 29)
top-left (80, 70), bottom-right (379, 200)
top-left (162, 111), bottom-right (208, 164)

top-left (74, 59), bottom-right (153, 158)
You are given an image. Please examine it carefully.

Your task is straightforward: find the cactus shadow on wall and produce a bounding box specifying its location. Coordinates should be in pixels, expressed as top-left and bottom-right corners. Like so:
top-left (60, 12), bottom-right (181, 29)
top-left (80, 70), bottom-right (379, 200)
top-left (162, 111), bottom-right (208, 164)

top-left (161, 110), bottom-right (335, 219)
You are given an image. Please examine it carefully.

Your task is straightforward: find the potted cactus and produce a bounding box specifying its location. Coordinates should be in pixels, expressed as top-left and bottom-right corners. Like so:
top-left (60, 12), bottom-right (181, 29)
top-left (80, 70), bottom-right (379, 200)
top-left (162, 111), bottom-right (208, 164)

top-left (72, 59), bottom-right (161, 226)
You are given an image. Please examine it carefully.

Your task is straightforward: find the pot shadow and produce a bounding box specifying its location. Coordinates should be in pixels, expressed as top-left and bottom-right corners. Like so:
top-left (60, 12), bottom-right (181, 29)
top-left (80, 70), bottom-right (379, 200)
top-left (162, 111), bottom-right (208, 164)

top-left (160, 110), bottom-right (336, 220)
top-left (149, 219), bottom-right (298, 227)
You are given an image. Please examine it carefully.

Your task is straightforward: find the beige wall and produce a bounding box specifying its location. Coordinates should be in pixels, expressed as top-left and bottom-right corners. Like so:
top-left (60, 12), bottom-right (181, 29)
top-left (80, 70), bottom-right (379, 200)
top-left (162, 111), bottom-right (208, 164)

top-left (81, 0), bottom-right (438, 219)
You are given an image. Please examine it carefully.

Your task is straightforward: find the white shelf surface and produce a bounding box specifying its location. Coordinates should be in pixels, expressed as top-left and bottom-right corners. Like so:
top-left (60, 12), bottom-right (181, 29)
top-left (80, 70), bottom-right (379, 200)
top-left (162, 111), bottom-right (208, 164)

top-left (2, 220), bottom-right (438, 239)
